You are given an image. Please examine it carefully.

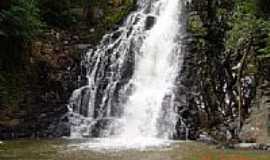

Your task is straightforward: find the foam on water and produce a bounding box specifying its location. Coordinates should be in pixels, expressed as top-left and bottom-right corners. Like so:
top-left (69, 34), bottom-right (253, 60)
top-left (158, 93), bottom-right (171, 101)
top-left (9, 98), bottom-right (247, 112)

top-left (68, 137), bottom-right (175, 151)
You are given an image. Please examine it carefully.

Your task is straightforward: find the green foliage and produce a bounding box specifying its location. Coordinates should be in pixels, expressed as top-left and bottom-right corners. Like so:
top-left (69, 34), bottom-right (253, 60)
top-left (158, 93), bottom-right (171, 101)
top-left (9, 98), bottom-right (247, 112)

top-left (226, 0), bottom-right (270, 59)
top-left (104, 0), bottom-right (135, 27)
top-left (0, 0), bottom-right (42, 107)
top-left (235, 0), bottom-right (256, 15)
top-left (82, 0), bottom-right (135, 43)
top-left (85, 0), bottom-right (134, 28)
top-left (226, 0), bottom-right (255, 49)
top-left (187, 15), bottom-right (207, 36)
top-left (0, 0), bottom-right (42, 41)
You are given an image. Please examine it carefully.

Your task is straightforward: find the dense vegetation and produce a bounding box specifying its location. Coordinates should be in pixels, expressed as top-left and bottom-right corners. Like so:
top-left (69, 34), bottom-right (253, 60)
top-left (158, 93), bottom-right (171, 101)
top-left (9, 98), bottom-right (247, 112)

top-left (187, 0), bottom-right (270, 142)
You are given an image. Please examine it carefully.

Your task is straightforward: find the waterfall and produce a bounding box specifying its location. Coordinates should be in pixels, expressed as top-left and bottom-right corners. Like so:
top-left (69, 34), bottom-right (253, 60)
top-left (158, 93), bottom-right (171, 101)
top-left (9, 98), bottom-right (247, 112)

top-left (68, 0), bottom-right (187, 143)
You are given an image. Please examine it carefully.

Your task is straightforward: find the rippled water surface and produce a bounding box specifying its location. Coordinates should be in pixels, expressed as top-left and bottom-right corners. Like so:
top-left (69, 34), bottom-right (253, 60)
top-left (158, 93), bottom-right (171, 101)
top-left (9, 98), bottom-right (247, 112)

top-left (0, 139), bottom-right (270, 160)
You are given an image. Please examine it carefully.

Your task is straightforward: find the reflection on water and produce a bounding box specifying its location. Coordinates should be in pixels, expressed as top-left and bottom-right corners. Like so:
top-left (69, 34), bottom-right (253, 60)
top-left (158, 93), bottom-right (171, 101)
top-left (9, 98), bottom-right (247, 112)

top-left (0, 139), bottom-right (270, 160)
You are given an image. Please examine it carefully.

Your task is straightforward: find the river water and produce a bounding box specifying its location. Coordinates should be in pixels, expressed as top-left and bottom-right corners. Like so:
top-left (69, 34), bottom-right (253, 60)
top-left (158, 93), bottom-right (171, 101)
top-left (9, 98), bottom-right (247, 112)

top-left (0, 139), bottom-right (269, 160)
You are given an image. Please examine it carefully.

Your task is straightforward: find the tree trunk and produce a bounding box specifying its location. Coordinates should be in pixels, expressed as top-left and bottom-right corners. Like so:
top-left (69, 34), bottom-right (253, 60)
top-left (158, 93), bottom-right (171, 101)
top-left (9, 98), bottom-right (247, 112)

top-left (237, 46), bottom-right (249, 134)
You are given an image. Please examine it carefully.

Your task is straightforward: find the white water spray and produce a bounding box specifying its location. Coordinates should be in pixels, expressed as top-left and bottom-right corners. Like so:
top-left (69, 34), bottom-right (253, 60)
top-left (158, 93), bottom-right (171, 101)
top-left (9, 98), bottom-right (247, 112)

top-left (68, 0), bottom-right (187, 149)
top-left (120, 0), bottom-right (182, 139)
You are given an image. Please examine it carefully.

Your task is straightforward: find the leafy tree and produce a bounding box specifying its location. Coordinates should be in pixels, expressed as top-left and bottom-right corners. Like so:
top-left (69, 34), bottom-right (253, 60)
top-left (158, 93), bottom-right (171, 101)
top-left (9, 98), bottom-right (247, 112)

top-left (0, 0), bottom-right (43, 72)
top-left (0, 0), bottom-right (42, 41)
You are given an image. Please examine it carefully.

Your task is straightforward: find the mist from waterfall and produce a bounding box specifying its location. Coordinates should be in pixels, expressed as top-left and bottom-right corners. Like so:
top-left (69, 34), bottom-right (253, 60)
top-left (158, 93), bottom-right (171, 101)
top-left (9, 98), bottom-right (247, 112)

top-left (68, 0), bottom-right (187, 149)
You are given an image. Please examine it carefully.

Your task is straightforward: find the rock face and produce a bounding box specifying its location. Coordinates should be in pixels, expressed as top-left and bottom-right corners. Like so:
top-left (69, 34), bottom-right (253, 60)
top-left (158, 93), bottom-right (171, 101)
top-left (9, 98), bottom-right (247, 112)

top-left (240, 61), bottom-right (270, 143)
top-left (0, 29), bottom-right (85, 139)
top-left (0, 1), bottom-right (135, 139)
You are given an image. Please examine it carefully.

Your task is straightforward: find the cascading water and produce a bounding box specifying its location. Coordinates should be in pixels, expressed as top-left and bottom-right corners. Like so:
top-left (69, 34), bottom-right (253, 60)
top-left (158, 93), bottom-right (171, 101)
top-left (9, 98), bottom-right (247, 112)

top-left (68, 0), bottom-right (188, 148)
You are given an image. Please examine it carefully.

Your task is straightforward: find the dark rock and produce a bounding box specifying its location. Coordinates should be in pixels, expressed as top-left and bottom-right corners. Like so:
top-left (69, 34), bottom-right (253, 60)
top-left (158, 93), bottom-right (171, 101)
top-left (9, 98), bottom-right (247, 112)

top-left (69, 87), bottom-right (91, 117)
top-left (111, 30), bottom-right (122, 40)
top-left (145, 16), bottom-right (156, 30)
top-left (47, 122), bottom-right (71, 137)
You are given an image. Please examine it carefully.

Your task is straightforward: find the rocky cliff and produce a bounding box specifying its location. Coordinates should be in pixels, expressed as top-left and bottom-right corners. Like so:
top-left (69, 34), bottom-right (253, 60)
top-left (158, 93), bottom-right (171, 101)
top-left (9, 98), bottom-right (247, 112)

top-left (0, 0), bottom-right (135, 139)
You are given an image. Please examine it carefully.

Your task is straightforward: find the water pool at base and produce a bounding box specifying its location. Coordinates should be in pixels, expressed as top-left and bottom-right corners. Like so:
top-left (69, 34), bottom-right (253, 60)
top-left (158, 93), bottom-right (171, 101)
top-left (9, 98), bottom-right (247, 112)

top-left (0, 139), bottom-right (269, 160)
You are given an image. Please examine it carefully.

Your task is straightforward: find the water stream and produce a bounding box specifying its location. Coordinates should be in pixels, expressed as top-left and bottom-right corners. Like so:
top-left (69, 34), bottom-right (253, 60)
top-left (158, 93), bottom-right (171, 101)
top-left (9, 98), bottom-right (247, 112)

top-left (68, 0), bottom-right (187, 149)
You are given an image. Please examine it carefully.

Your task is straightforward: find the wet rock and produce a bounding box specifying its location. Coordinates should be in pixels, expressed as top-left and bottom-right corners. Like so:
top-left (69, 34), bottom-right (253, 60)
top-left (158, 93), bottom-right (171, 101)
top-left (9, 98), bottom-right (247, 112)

top-left (91, 118), bottom-right (122, 137)
top-left (47, 122), bottom-right (71, 138)
top-left (145, 16), bottom-right (156, 30)
top-left (111, 30), bottom-right (122, 40)
top-left (69, 87), bottom-right (91, 117)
